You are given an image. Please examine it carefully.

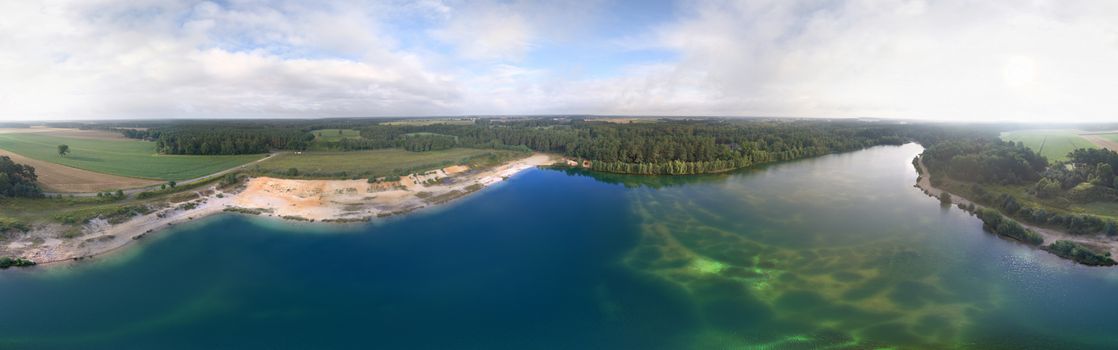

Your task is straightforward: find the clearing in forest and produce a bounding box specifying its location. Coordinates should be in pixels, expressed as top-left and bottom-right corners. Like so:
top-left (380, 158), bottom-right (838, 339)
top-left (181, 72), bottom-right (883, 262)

top-left (311, 129), bottom-right (362, 142)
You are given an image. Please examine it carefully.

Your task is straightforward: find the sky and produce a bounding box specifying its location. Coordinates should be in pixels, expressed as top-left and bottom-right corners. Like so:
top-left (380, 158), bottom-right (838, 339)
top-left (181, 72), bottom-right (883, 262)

top-left (1, 0), bottom-right (1117, 122)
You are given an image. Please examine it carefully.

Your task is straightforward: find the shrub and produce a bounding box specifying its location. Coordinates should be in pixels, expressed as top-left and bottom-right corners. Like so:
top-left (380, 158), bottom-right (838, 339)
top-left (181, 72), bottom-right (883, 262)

top-left (1045, 240), bottom-right (1116, 266)
top-left (0, 256), bottom-right (36, 269)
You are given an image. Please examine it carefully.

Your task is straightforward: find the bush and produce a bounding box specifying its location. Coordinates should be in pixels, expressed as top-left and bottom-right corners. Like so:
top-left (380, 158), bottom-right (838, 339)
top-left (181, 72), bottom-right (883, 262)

top-left (939, 192), bottom-right (952, 205)
top-left (1045, 240), bottom-right (1116, 266)
top-left (0, 217), bottom-right (30, 233)
top-left (0, 256), bottom-right (36, 269)
top-left (975, 208), bottom-right (1044, 245)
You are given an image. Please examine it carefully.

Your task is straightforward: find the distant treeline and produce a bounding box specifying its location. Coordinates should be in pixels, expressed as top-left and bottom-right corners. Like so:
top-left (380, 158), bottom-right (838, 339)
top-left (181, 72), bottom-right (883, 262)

top-left (115, 118), bottom-right (931, 175)
top-left (345, 119), bottom-right (916, 175)
top-left (123, 124), bottom-right (314, 155)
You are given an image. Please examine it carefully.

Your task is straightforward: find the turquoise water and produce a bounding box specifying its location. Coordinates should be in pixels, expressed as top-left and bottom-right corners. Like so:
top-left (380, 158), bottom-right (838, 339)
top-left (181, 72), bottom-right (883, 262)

top-left (2, 143), bottom-right (1117, 349)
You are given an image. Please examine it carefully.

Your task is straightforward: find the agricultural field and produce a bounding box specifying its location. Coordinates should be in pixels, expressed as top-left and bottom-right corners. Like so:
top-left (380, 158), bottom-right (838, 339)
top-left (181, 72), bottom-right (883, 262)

top-left (251, 148), bottom-right (524, 178)
top-left (1080, 133), bottom-right (1118, 152)
top-left (381, 118), bottom-right (474, 126)
top-left (311, 129), bottom-right (362, 142)
top-left (0, 133), bottom-right (263, 181)
top-left (1000, 129), bottom-right (1097, 162)
top-left (586, 117), bottom-right (661, 124)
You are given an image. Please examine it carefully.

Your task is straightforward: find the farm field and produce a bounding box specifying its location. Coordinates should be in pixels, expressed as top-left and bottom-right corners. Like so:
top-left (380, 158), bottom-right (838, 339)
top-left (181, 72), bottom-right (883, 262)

top-left (381, 118), bottom-right (474, 126)
top-left (311, 129), bottom-right (362, 142)
top-left (0, 149), bottom-right (160, 192)
top-left (0, 133), bottom-right (263, 181)
top-left (1081, 133), bottom-right (1118, 151)
top-left (1000, 129), bottom-right (1096, 162)
top-left (251, 148), bottom-right (523, 178)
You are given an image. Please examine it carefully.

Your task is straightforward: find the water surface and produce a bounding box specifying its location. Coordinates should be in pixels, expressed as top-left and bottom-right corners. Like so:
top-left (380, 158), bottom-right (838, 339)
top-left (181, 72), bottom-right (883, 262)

top-left (2, 144), bottom-right (1116, 349)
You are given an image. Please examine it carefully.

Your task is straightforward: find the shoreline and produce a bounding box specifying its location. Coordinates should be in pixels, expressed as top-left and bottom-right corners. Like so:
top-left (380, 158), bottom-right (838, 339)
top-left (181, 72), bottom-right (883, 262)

top-left (6, 153), bottom-right (556, 268)
top-left (913, 157), bottom-right (1118, 263)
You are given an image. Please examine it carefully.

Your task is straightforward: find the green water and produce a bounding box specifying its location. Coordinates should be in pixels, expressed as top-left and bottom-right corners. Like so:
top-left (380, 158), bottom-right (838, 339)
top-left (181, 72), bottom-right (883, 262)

top-left (2, 143), bottom-right (1116, 349)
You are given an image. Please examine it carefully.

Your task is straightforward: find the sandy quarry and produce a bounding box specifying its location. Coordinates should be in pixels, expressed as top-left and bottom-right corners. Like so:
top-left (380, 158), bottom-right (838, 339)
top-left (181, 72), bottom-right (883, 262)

top-left (232, 153), bottom-right (556, 221)
top-left (3, 154), bottom-right (557, 265)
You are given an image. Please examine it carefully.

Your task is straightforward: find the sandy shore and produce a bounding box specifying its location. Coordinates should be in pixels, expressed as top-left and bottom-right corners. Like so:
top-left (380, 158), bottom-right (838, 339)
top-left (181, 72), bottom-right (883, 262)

top-left (914, 157), bottom-right (1118, 259)
top-left (3, 153), bottom-right (556, 266)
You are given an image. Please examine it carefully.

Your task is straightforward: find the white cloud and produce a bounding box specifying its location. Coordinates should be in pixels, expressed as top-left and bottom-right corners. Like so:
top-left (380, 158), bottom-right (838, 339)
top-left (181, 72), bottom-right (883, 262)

top-left (2, 0), bottom-right (1118, 122)
top-left (590, 0), bottom-right (1118, 121)
top-left (0, 0), bottom-right (458, 119)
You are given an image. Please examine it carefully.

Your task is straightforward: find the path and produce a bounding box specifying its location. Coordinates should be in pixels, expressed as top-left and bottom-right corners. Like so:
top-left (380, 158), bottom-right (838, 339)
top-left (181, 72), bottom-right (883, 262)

top-left (42, 152), bottom-right (282, 197)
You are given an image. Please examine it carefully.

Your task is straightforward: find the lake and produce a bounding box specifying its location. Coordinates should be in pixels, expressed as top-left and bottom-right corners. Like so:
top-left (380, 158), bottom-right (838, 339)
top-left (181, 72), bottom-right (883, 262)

top-left (2, 143), bottom-right (1116, 349)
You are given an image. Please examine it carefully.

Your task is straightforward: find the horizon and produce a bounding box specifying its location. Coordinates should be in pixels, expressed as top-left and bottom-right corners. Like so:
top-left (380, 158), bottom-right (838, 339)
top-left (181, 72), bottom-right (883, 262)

top-left (3, 1), bottom-right (1118, 122)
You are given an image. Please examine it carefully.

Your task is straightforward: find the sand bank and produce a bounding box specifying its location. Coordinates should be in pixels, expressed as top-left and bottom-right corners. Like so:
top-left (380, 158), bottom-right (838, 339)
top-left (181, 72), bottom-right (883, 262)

top-left (2, 154), bottom-right (556, 266)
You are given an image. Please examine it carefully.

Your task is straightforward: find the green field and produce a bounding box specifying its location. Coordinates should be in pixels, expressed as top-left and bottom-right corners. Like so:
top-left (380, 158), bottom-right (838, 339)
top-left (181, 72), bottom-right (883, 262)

top-left (252, 148), bottom-right (523, 178)
top-left (381, 119), bottom-right (474, 126)
top-left (1100, 133), bottom-right (1118, 143)
top-left (311, 129), bottom-right (362, 142)
top-left (1000, 129), bottom-right (1096, 162)
top-left (0, 133), bottom-right (263, 180)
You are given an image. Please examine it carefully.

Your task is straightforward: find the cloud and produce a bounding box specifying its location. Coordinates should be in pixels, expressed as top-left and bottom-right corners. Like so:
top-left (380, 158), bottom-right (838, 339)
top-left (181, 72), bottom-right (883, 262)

top-left (2, 0), bottom-right (1117, 122)
top-left (591, 0), bottom-right (1118, 121)
top-left (0, 0), bottom-right (458, 119)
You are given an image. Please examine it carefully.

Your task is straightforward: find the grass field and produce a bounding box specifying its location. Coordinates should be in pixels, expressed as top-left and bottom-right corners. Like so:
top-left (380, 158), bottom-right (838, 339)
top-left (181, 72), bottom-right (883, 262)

top-left (252, 148), bottom-right (523, 178)
top-left (311, 129), bottom-right (362, 142)
top-left (1001, 129), bottom-right (1097, 162)
top-left (0, 133), bottom-right (263, 181)
top-left (381, 119), bottom-right (474, 126)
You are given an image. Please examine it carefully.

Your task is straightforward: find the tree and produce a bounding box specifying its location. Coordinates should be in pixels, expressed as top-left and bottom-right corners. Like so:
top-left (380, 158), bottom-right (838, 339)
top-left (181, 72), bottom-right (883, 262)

top-left (57, 144), bottom-right (70, 157)
top-left (1092, 163), bottom-right (1114, 188)
top-left (0, 156), bottom-right (42, 198)
top-left (939, 192), bottom-right (952, 205)
top-left (1035, 177), bottom-right (1062, 198)
top-left (221, 173), bottom-right (239, 186)
top-left (168, 180), bottom-right (177, 188)
top-left (115, 189), bottom-right (124, 198)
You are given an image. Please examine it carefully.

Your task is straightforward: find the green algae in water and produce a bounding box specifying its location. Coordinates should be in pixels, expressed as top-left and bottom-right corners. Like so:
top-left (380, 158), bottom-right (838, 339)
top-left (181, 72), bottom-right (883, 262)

top-left (1, 144), bottom-right (1117, 349)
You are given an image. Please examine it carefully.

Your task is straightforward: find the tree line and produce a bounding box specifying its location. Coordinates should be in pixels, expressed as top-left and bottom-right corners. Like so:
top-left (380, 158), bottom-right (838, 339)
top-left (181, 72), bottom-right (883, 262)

top-left (118, 118), bottom-right (922, 175)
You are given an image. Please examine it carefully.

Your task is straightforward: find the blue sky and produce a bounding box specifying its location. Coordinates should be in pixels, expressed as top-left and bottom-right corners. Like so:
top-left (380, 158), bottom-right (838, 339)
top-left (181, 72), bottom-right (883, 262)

top-left (2, 0), bottom-right (1117, 122)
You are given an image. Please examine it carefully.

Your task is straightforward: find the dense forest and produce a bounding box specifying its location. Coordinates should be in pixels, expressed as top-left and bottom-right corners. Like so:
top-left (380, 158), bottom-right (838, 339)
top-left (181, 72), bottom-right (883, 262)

top-left (115, 118), bottom-right (922, 175)
top-left (0, 156), bottom-right (42, 198)
top-left (921, 138), bottom-right (1048, 185)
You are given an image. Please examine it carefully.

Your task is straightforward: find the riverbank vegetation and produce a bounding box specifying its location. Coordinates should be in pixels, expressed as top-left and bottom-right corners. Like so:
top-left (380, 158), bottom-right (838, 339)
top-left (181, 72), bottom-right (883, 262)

top-left (919, 126), bottom-right (1118, 265)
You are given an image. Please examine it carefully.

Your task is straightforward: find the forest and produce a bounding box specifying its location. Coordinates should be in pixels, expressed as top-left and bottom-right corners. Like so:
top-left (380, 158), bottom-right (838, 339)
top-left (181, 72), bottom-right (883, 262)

top-left (117, 118), bottom-right (919, 175)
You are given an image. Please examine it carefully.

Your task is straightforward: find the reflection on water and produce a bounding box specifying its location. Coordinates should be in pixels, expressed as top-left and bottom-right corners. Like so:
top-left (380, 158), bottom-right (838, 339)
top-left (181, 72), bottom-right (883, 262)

top-left (2, 144), bottom-right (1117, 349)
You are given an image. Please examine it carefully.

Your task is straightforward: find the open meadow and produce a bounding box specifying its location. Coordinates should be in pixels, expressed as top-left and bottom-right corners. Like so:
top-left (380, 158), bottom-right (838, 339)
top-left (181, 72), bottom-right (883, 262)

top-left (0, 133), bottom-right (263, 181)
top-left (251, 148), bottom-right (524, 178)
top-left (380, 119), bottom-right (474, 126)
top-left (311, 129), bottom-right (362, 142)
top-left (1000, 129), bottom-right (1097, 161)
